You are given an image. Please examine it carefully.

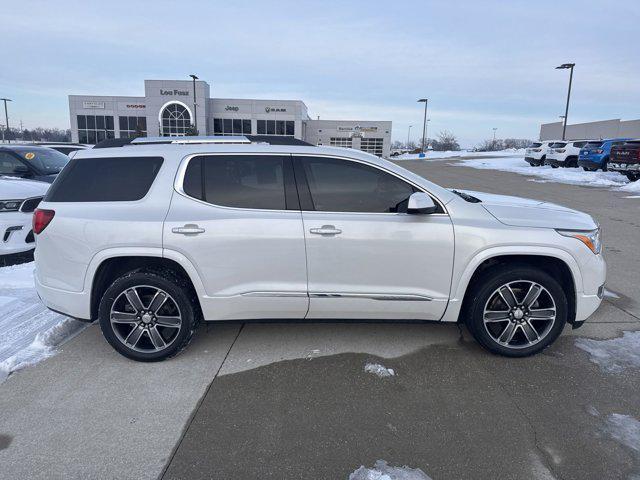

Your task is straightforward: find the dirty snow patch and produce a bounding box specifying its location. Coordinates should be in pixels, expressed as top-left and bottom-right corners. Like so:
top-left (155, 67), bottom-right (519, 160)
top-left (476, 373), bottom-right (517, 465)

top-left (396, 149), bottom-right (524, 161)
top-left (575, 331), bottom-right (640, 373)
top-left (364, 363), bottom-right (395, 378)
top-left (349, 460), bottom-right (432, 480)
top-left (0, 317), bottom-right (85, 382)
top-left (606, 414), bottom-right (640, 453)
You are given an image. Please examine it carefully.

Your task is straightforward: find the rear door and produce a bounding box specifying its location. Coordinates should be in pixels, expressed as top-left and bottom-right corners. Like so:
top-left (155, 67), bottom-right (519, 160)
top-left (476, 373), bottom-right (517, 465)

top-left (163, 153), bottom-right (308, 320)
top-left (294, 155), bottom-right (454, 320)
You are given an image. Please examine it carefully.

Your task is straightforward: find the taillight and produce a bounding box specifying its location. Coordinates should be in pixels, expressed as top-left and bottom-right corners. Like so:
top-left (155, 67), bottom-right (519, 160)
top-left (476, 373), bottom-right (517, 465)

top-left (33, 209), bottom-right (55, 234)
top-left (596, 149), bottom-right (603, 154)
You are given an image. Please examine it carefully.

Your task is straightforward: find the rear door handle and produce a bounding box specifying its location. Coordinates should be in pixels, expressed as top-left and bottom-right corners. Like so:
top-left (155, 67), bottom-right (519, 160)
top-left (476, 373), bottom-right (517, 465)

top-left (172, 224), bottom-right (205, 235)
top-left (309, 225), bottom-right (342, 236)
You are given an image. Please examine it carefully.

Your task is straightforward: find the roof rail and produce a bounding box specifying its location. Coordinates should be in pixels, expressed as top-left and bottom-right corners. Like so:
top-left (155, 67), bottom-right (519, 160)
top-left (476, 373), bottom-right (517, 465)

top-left (130, 136), bottom-right (250, 145)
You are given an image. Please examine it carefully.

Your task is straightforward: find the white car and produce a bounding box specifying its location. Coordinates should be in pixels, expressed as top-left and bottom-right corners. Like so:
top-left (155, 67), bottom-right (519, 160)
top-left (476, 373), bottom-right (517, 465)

top-left (0, 177), bottom-right (47, 256)
top-left (34, 136), bottom-right (606, 361)
top-left (524, 141), bottom-right (558, 166)
top-left (545, 140), bottom-right (589, 168)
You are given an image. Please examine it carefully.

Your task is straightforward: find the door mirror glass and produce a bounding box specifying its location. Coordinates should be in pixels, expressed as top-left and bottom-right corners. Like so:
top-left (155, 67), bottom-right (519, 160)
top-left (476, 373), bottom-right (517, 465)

top-left (407, 192), bottom-right (437, 214)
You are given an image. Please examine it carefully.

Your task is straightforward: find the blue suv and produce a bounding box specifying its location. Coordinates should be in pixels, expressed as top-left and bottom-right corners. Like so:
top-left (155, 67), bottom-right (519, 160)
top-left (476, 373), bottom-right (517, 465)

top-left (578, 138), bottom-right (631, 172)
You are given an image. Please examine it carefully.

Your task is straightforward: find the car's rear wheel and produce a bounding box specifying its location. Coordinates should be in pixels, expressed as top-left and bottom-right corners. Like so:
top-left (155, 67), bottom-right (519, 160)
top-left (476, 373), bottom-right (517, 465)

top-left (602, 158), bottom-right (609, 172)
top-left (551, 164), bottom-right (559, 169)
top-left (98, 270), bottom-right (199, 361)
top-left (626, 173), bottom-right (640, 182)
top-left (464, 266), bottom-right (567, 357)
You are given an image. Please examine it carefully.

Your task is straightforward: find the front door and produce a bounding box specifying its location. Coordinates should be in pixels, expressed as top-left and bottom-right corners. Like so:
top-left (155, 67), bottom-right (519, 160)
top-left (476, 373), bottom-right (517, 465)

top-left (294, 155), bottom-right (454, 320)
top-left (164, 154), bottom-right (308, 320)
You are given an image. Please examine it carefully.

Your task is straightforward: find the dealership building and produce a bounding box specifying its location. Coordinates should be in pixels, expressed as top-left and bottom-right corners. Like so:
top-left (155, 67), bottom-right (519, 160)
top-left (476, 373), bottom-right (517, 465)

top-left (540, 118), bottom-right (640, 141)
top-left (68, 79), bottom-right (392, 157)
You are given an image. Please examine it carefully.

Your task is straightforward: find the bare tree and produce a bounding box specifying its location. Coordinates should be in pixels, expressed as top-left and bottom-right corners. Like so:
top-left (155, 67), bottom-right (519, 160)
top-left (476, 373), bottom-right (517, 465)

top-left (431, 130), bottom-right (460, 151)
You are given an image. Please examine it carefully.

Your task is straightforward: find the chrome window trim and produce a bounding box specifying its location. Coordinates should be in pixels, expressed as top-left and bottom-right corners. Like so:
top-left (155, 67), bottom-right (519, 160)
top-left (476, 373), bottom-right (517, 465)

top-left (174, 152), bottom-right (449, 216)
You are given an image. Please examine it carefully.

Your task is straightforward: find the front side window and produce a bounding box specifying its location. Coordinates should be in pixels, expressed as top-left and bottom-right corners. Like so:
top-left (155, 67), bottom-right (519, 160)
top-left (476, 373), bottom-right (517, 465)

top-left (184, 155), bottom-right (287, 210)
top-left (299, 156), bottom-right (416, 213)
top-left (14, 147), bottom-right (69, 174)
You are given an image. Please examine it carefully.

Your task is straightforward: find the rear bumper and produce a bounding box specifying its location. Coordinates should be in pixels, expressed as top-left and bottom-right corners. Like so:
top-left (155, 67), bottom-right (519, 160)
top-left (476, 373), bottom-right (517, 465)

top-left (524, 156), bottom-right (542, 165)
top-left (578, 157), bottom-right (604, 169)
top-left (609, 162), bottom-right (640, 172)
top-left (35, 273), bottom-right (91, 320)
top-left (545, 157), bottom-right (567, 167)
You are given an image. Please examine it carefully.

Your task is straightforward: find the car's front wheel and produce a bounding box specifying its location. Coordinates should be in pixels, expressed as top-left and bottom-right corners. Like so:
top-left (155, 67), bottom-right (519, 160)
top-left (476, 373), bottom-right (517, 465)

top-left (98, 269), bottom-right (199, 361)
top-left (464, 265), bottom-right (567, 357)
top-left (626, 173), bottom-right (640, 182)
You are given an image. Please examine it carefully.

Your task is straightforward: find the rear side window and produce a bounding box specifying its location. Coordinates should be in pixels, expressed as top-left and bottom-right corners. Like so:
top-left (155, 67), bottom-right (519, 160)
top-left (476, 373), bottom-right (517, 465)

top-left (530, 142), bottom-right (542, 148)
top-left (185, 155), bottom-right (288, 210)
top-left (45, 156), bottom-right (163, 202)
top-left (550, 142), bottom-right (567, 148)
top-left (298, 156), bottom-right (416, 213)
top-left (573, 141), bottom-right (587, 148)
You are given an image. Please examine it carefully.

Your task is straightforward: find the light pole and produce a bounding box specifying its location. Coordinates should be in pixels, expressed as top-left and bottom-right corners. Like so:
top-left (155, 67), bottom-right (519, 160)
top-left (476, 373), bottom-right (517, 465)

top-left (556, 63), bottom-right (575, 141)
top-left (407, 125), bottom-right (412, 148)
top-left (189, 74), bottom-right (198, 134)
top-left (492, 127), bottom-right (497, 141)
top-left (1, 98), bottom-right (11, 141)
top-left (425, 118), bottom-right (431, 149)
top-left (417, 98), bottom-right (428, 153)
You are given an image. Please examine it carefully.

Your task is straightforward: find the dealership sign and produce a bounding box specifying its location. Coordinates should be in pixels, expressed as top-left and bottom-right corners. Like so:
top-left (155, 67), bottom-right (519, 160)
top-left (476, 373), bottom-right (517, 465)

top-left (118, 103), bottom-right (146, 110)
top-left (338, 125), bottom-right (378, 132)
top-left (265, 106), bottom-right (287, 113)
top-left (160, 89), bottom-right (189, 96)
top-left (82, 101), bottom-right (105, 109)
top-left (225, 105), bottom-right (239, 111)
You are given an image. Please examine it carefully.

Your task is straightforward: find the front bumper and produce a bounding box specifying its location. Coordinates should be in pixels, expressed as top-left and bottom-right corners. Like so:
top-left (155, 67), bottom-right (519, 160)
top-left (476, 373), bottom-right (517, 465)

top-left (575, 253), bottom-right (606, 322)
top-left (1, 212), bottom-right (36, 256)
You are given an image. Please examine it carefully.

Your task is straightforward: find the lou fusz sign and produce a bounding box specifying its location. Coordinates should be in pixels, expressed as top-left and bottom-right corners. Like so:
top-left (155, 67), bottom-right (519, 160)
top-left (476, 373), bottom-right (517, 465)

top-left (160, 89), bottom-right (189, 96)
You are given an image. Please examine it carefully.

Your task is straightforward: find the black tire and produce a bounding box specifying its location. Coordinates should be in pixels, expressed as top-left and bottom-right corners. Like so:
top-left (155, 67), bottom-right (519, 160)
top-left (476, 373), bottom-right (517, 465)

top-left (602, 157), bottom-right (608, 172)
top-left (551, 164), bottom-right (559, 169)
top-left (464, 265), bottom-right (568, 357)
top-left (540, 155), bottom-right (546, 166)
top-left (626, 173), bottom-right (639, 182)
top-left (98, 269), bottom-right (200, 362)
top-left (582, 167), bottom-right (589, 172)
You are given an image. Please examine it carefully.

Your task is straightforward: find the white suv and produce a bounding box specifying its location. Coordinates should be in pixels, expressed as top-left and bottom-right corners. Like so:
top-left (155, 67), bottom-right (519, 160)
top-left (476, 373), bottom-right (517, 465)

top-left (34, 137), bottom-right (606, 361)
top-left (1, 177), bottom-right (47, 256)
top-left (545, 140), bottom-right (589, 168)
top-left (524, 140), bottom-right (557, 166)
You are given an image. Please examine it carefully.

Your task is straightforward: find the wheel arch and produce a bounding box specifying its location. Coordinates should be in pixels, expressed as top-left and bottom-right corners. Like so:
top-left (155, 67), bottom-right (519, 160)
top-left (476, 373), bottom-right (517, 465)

top-left (448, 251), bottom-right (579, 326)
top-left (88, 250), bottom-right (205, 321)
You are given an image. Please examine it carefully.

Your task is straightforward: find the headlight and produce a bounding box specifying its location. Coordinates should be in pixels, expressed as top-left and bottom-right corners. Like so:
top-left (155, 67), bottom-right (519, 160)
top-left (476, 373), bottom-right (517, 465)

top-left (0, 200), bottom-right (22, 212)
top-left (556, 228), bottom-right (602, 254)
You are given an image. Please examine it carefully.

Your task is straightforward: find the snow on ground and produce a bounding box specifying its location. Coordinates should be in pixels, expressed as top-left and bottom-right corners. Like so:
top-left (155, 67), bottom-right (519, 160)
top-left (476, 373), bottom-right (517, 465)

top-left (606, 414), bottom-right (640, 454)
top-left (349, 460), bottom-right (432, 480)
top-left (448, 156), bottom-right (640, 194)
top-left (364, 362), bottom-right (395, 378)
top-left (0, 262), bottom-right (86, 383)
top-left (575, 331), bottom-right (640, 373)
top-left (395, 148), bottom-right (525, 160)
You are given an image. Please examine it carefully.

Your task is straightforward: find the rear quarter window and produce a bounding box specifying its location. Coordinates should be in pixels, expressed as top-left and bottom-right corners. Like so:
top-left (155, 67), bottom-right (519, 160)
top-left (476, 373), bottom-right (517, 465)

top-left (45, 156), bottom-right (163, 202)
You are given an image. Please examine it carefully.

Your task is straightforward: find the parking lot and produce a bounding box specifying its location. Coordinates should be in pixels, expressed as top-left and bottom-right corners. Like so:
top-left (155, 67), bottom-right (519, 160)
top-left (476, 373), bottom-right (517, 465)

top-left (1, 155), bottom-right (639, 480)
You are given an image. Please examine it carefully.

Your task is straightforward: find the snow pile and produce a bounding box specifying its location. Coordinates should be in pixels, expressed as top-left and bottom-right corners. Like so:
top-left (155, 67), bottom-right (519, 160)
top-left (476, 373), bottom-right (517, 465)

top-left (575, 331), bottom-right (640, 373)
top-left (0, 317), bottom-right (85, 382)
top-left (606, 414), bottom-right (640, 453)
top-left (396, 149), bottom-right (525, 161)
top-left (364, 362), bottom-right (395, 378)
top-left (349, 460), bottom-right (432, 480)
top-left (0, 262), bottom-right (87, 382)
top-left (450, 156), bottom-right (639, 194)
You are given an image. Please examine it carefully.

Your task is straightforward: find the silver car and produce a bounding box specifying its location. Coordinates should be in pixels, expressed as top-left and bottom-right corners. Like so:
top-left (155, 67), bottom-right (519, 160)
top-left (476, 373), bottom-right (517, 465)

top-left (33, 136), bottom-right (606, 361)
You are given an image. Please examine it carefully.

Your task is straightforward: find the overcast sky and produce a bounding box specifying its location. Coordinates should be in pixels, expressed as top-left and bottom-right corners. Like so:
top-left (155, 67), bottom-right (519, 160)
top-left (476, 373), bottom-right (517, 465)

top-left (2, 0), bottom-right (638, 147)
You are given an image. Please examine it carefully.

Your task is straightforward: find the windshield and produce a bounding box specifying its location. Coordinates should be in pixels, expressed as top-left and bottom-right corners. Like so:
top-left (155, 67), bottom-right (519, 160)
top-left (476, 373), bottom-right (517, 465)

top-left (13, 147), bottom-right (69, 175)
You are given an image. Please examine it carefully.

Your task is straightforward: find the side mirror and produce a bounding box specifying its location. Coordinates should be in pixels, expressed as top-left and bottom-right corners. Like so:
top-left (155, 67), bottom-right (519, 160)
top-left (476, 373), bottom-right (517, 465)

top-left (407, 192), bottom-right (437, 214)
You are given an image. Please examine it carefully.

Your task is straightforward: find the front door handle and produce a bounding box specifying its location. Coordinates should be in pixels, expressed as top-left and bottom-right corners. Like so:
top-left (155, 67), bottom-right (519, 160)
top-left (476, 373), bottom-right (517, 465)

top-left (172, 224), bottom-right (205, 235)
top-left (309, 225), bottom-right (342, 236)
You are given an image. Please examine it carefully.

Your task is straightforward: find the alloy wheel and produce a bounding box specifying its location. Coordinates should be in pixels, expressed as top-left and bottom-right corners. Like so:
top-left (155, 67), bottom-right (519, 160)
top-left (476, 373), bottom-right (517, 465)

top-left (482, 280), bottom-right (556, 349)
top-left (110, 285), bottom-right (182, 353)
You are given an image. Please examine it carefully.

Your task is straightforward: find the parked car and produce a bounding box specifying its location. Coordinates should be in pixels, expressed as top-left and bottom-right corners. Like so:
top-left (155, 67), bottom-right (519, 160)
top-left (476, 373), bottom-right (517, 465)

top-left (524, 140), bottom-right (557, 166)
top-left (609, 139), bottom-right (640, 181)
top-left (0, 177), bottom-right (47, 256)
top-left (0, 145), bottom-right (70, 183)
top-left (34, 136), bottom-right (605, 361)
top-left (545, 140), bottom-right (589, 168)
top-left (32, 143), bottom-right (91, 156)
top-left (578, 138), bottom-right (631, 172)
